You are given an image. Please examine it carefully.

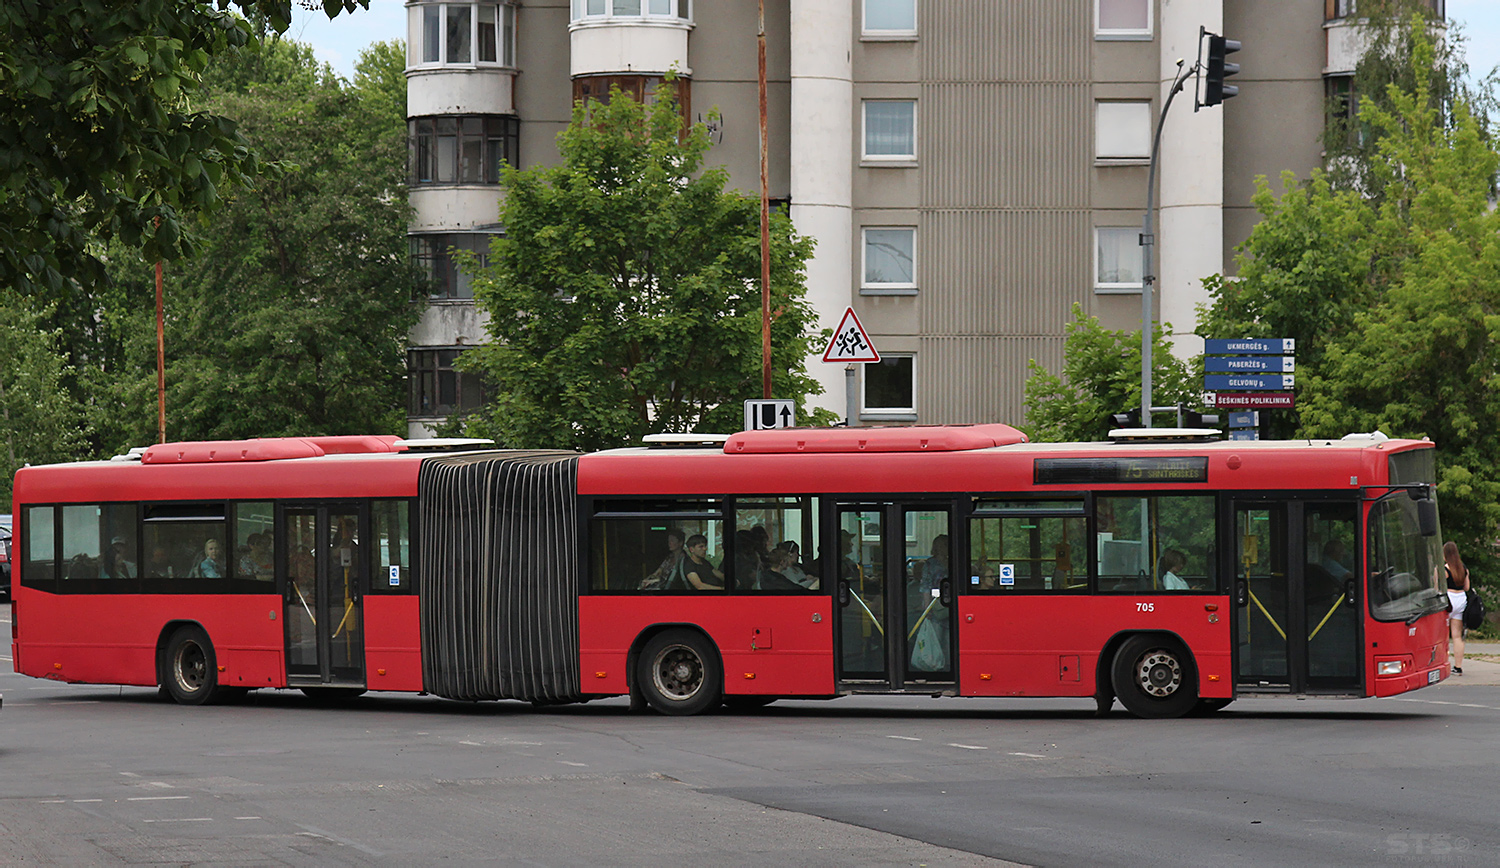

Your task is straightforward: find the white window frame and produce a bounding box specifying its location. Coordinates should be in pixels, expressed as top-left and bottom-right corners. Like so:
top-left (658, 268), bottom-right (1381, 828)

top-left (1094, 226), bottom-right (1143, 294)
top-left (1094, 100), bottom-right (1153, 162)
top-left (862, 354), bottom-right (917, 419)
top-left (862, 100), bottom-right (918, 163)
top-left (409, 2), bottom-right (518, 69)
top-left (862, 0), bottom-right (917, 38)
top-left (1094, 0), bottom-right (1152, 40)
top-left (571, 0), bottom-right (692, 23)
top-left (861, 226), bottom-right (917, 293)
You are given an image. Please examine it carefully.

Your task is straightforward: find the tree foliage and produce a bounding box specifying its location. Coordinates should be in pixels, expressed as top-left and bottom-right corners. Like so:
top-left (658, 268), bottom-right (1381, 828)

top-left (0, 0), bottom-right (365, 299)
top-left (459, 86), bottom-right (831, 452)
top-left (1022, 305), bottom-right (1196, 443)
top-left (0, 288), bottom-right (87, 504)
top-left (1200, 22), bottom-right (1500, 569)
top-left (92, 37), bottom-right (416, 450)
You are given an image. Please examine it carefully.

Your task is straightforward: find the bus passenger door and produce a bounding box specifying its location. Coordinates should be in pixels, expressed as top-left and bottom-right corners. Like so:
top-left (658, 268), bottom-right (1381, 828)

top-left (1233, 499), bottom-right (1361, 694)
top-left (834, 503), bottom-right (954, 690)
top-left (282, 504), bottom-right (366, 688)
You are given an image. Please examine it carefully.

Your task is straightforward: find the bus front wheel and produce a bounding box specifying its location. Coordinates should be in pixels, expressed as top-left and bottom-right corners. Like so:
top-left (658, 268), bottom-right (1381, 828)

top-left (638, 629), bottom-right (721, 716)
top-left (1111, 635), bottom-right (1197, 719)
top-left (163, 625), bottom-right (224, 706)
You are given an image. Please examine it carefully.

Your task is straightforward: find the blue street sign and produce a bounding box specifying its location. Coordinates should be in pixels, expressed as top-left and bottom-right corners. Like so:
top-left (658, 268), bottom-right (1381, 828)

top-left (1205, 356), bottom-right (1295, 373)
top-left (1204, 338), bottom-right (1295, 355)
top-left (1227, 411), bottom-right (1259, 428)
top-left (1228, 429), bottom-right (1260, 441)
top-left (1205, 374), bottom-right (1295, 391)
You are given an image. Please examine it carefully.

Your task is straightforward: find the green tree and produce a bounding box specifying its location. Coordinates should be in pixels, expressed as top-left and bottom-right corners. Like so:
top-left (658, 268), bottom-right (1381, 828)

top-left (1022, 305), bottom-right (1196, 443)
top-left (0, 289), bottom-right (87, 503)
top-left (0, 0), bottom-right (366, 299)
top-left (94, 38), bottom-right (417, 449)
top-left (1322, 1), bottom-right (1486, 199)
top-left (1201, 23), bottom-right (1500, 570)
top-left (458, 85), bottom-right (831, 452)
top-left (1301, 34), bottom-right (1500, 566)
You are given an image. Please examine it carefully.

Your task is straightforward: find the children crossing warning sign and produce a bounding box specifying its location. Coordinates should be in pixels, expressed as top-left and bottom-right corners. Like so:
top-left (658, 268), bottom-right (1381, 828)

top-left (822, 307), bottom-right (880, 363)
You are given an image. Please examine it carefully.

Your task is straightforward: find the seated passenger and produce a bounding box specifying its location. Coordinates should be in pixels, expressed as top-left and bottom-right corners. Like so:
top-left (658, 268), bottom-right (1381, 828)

top-left (191, 538), bottom-right (225, 579)
top-left (642, 528), bottom-right (686, 590)
top-left (681, 534), bottom-right (724, 591)
top-left (777, 541), bottom-right (814, 588)
top-left (1321, 539), bottom-right (1352, 581)
top-left (1159, 549), bottom-right (1189, 590)
top-left (758, 547), bottom-right (807, 592)
top-left (102, 536), bottom-right (137, 579)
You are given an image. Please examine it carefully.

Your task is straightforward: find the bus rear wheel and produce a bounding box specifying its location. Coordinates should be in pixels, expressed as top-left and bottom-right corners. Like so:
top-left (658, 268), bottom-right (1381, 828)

top-left (638, 629), bottom-right (721, 716)
top-left (163, 625), bottom-right (224, 706)
top-left (1111, 635), bottom-right (1197, 719)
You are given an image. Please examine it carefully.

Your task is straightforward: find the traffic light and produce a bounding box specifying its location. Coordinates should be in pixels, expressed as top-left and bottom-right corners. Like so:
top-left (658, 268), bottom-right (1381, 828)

top-left (1203, 32), bottom-right (1241, 107)
top-left (1108, 409), bottom-right (1141, 430)
top-left (1181, 407), bottom-right (1220, 428)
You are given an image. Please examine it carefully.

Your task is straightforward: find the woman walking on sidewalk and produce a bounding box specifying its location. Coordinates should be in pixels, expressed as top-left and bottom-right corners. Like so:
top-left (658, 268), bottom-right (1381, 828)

top-left (1444, 541), bottom-right (1471, 675)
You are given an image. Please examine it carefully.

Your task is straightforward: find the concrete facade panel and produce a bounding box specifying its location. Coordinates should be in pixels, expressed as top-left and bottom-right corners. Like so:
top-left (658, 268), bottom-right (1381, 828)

top-left (917, 335), bottom-right (1066, 427)
top-left (409, 186), bottom-right (503, 232)
top-left (411, 302), bottom-right (492, 348)
top-left (569, 23), bottom-right (691, 76)
top-left (408, 69), bottom-right (515, 116)
top-left (919, 209), bottom-right (1091, 338)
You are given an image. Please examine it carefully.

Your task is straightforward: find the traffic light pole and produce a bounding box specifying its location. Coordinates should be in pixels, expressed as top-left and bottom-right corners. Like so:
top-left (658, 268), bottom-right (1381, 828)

top-left (1139, 59), bottom-right (1196, 429)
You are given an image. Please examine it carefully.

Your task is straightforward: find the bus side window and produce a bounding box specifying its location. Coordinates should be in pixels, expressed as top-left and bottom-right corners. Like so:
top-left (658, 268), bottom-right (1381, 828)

top-left (372, 500), bottom-right (413, 593)
top-left (1094, 495), bottom-right (1217, 593)
top-left (24, 506), bottom-right (57, 588)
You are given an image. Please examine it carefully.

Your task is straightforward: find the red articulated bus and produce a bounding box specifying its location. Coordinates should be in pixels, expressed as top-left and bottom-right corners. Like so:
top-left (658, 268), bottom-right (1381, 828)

top-left (9, 425), bottom-right (1451, 718)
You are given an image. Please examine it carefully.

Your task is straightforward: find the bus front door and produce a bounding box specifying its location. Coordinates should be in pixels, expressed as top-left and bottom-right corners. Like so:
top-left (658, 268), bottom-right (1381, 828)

top-left (282, 504), bottom-right (366, 688)
top-left (1233, 499), bottom-right (1361, 694)
top-left (834, 503), bottom-right (954, 691)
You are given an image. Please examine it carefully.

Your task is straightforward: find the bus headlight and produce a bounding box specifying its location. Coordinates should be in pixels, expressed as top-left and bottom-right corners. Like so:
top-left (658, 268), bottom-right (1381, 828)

top-left (1377, 660), bottom-right (1404, 676)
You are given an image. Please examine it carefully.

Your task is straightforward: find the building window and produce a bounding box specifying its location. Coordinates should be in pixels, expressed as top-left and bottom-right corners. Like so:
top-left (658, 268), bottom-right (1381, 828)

top-left (572, 75), bottom-right (691, 121)
top-left (1095, 227), bottom-right (1141, 293)
top-left (409, 115), bottom-right (519, 186)
top-left (411, 233), bottom-right (496, 299)
top-left (1096, 0), bottom-right (1150, 38)
top-left (571, 0), bottom-right (691, 22)
top-left (862, 227), bottom-right (916, 292)
top-left (863, 100), bottom-right (917, 161)
top-left (1325, 75), bottom-right (1362, 148)
top-left (863, 0), bottom-right (916, 36)
top-left (864, 355), bottom-right (915, 415)
top-left (410, 3), bottom-right (516, 68)
top-left (1095, 100), bottom-right (1151, 161)
top-left (409, 349), bottom-right (488, 418)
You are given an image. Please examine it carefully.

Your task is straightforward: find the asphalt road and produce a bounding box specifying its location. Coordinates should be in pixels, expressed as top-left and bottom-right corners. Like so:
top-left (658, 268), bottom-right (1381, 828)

top-left (2, 602), bottom-right (1497, 867)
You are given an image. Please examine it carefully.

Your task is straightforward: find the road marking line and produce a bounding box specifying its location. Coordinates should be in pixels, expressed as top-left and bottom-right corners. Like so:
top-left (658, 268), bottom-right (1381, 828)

top-left (144, 782), bottom-right (175, 789)
top-left (235, 817), bottom-right (261, 820)
top-left (558, 761), bottom-right (587, 767)
top-left (127, 796), bottom-right (190, 801)
top-left (948, 743), bottom-right (987, 750)
top-left (1009, 752), bottom-right (1047, 758)
top-left (74, 799), bottom-right (102, 803)
top-left (119, 772), bottom-right (141, 778)
top-left (459, 740), bottom-right (484, 746)
top-left (143, 818), bottom-right (212, 823)
top-left (886, 735), bottom-right (922, 741)
top-left (41, 800), bottom-right (66, 804)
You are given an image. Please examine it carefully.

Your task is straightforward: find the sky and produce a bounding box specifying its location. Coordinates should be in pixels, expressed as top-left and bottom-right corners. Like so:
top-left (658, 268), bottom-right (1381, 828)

top-left (293, 2), bottom-right (1500, 83)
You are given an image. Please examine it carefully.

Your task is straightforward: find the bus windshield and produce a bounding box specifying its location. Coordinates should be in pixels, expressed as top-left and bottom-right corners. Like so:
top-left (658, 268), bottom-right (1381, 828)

top-left (1367, 493), bottom-right (1446, 622)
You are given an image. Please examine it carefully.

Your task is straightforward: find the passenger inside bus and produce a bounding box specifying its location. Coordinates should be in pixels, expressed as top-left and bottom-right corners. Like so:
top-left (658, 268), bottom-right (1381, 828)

top-left (641, 528), bottom-right (686, 590)
top-left (1159, 549), bottom-right (1188, 590)
top-left (681, 534), bottom-right (724, 590)
top-left (190, 538), bottom-right (225, 578)
top-left (102, 536), bottom-right (137, 579)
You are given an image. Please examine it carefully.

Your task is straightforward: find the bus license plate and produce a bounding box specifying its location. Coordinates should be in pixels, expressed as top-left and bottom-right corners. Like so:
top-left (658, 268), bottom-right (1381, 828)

top-left (1429, 669), bottom-right (1440, 684)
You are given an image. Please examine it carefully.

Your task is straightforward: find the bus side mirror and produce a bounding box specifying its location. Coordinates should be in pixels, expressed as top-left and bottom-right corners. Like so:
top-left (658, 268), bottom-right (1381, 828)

top-left (1417, 499), bottom-right (1438, 537)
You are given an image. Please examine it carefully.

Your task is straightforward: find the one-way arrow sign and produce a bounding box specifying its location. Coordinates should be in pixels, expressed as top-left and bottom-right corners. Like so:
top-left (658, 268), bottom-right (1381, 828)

top-left (745, 399), bottom-right (795, 431)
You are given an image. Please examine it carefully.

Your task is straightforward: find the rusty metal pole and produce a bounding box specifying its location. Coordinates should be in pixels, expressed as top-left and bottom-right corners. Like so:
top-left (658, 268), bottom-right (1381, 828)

top-left (758, 0), bottom-right (772, 399)
top-left (153, 215), bottom-right (166, 444)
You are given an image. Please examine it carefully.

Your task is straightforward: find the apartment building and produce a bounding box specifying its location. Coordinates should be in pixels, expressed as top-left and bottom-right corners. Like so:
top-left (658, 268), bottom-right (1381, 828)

top-left (402, 0), bottom-right (1349, 438)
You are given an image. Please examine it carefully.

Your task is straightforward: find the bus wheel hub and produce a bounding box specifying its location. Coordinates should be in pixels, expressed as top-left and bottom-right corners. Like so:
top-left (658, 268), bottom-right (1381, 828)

top-left (1138, 652), bottom-right (1181, 697)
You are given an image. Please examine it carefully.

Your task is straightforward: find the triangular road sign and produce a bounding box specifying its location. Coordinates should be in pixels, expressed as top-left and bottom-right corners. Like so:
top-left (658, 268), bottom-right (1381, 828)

top-left (822, 307), bottom-right (881, 363)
